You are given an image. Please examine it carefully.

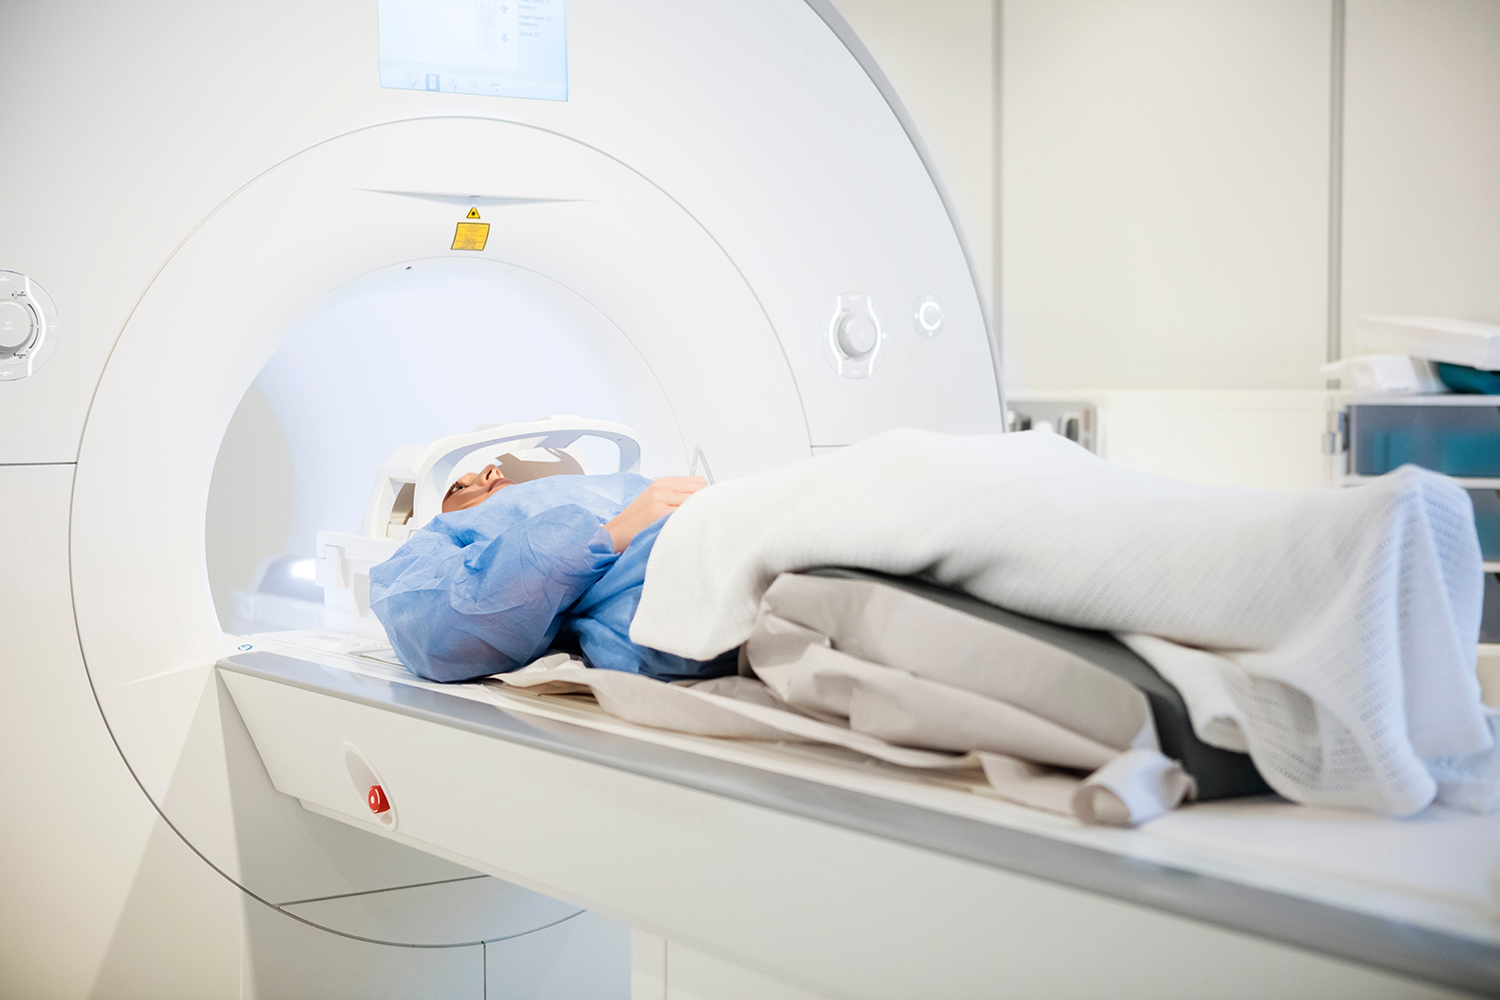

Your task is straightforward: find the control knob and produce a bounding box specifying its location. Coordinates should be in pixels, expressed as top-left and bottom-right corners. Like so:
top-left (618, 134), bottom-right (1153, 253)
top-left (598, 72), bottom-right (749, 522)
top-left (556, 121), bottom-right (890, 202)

top-left (836, 314), bottom-right (878, 357)
top-left (0, 300), bottom-right (36, 354)
top-left (822, 292), bottom-right (884, 379)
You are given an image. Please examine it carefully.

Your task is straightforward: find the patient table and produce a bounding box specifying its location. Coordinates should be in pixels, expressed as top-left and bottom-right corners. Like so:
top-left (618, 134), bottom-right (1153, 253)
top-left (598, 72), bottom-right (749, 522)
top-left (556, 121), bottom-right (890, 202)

top-left (220, 604), bottom-right (1500, 1000)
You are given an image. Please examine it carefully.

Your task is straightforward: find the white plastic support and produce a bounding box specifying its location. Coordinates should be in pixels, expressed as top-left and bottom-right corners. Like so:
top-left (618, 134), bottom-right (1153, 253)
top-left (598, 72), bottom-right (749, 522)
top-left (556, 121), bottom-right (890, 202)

top-left (318, 418), bottom-right (644, 639)
top-left (314, 531), bottom-right (405, 638)
top-left (360, 416), bottom-right (642, 541)
top-left (315, 541), bottom-right (349, 591)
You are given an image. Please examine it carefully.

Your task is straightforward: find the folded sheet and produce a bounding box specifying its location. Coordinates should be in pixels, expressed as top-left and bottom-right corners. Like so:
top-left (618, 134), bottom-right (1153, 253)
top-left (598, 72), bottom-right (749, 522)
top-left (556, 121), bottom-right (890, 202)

top-left (496, 652), bottom-right (1194, 827)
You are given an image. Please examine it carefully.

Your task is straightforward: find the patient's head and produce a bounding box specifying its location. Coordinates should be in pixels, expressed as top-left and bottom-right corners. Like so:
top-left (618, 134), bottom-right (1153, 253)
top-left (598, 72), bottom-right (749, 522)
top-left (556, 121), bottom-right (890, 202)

top-left (442, 464), bottom-right (514, 513)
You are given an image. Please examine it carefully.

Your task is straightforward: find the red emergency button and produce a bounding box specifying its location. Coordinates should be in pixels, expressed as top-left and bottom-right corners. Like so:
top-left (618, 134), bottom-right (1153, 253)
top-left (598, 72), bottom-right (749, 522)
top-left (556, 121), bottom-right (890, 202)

top-left (367, 784), bottom-right (391, 814)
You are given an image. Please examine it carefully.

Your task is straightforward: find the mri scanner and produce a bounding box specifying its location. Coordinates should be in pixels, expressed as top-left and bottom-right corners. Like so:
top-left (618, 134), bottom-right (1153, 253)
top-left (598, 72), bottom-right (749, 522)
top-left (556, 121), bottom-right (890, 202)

top-left (2, 1), bottom-right (1499, 997)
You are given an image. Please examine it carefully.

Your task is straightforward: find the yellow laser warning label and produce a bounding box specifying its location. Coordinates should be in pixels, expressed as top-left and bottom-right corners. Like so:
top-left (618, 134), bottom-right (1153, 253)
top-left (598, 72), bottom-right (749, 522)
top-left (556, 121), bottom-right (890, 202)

top-left (466, 207), bottom-right (481, 219)
top-left (452, 222), bottom-right (490, 251)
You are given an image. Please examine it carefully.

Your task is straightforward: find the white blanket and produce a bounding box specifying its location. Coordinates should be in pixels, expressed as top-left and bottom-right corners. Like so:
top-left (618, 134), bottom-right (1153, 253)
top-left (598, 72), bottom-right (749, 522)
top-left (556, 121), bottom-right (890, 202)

top-left (631, 429), bottom-right (1491, 816)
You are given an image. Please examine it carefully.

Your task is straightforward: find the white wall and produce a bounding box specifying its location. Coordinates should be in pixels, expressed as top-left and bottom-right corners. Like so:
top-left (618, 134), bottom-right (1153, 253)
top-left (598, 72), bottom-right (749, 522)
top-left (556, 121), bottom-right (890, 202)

top-left (1000, 0), bottom-right (1334, 391)
top-left (1342, 0), bottom-right (1500, 346)
top-left (995, 0), bottom-right (1500, 391)
top-left (987, 0), bottom-right (1500, 487)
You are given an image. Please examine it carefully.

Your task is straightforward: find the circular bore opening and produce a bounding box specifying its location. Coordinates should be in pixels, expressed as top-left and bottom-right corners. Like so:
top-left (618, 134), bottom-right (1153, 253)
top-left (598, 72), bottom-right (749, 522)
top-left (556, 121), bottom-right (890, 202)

top-left (206, 257), bottom-right (653, 635)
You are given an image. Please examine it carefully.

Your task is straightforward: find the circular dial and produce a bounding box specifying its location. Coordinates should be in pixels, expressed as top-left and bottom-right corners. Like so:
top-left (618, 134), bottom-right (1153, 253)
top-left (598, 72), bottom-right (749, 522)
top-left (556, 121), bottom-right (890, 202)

top-left (837, 314), bottom-right (878, 357)
top-left (0, 300), bottom-right (36, 354)
top-left (821, 292), bottom-right (883, 379)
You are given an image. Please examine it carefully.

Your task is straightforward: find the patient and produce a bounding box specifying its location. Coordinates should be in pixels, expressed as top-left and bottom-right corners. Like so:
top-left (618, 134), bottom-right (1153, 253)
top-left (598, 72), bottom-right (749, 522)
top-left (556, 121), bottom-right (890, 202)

top-left (440, 462), bottom-right (703, 551)
top-left (369, 464), bottom-right (726, 683)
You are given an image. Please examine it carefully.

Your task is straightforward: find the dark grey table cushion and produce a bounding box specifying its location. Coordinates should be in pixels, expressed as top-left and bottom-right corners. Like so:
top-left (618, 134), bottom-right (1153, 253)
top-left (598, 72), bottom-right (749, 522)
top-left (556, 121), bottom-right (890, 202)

top-left (804, 567), bottom-right (1271, 800)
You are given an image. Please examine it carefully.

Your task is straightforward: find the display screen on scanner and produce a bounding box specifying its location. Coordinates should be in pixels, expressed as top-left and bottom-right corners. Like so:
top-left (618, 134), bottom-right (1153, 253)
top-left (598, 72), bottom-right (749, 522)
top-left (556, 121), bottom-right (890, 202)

top-left (378, 0), bottom-right (567, 101)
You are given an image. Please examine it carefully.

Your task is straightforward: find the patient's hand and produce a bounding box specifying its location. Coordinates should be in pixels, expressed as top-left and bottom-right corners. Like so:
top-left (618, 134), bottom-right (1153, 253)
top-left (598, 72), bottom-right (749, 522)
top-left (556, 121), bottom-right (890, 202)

top-left (605, 477), bottom-right (707, 553)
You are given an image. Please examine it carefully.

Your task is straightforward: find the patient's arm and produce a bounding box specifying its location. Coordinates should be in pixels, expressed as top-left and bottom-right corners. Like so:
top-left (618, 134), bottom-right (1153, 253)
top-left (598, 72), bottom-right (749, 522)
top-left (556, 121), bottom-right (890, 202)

top-left (605, 476), bottom-right (706, 552)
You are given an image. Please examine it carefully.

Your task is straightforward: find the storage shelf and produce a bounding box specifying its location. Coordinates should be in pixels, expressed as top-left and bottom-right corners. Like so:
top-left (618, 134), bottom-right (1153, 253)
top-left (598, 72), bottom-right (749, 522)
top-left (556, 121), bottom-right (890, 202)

top-left (1339, 394), bottom-right (1500, 407)
top-left (1339, 475), bottom-right (1500, 489)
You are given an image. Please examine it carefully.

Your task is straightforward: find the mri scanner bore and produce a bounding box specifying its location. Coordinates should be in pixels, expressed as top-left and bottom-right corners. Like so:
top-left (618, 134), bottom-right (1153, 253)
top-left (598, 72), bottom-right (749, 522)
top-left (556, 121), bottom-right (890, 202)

top-left (209, 257), bottom-right (667, 636)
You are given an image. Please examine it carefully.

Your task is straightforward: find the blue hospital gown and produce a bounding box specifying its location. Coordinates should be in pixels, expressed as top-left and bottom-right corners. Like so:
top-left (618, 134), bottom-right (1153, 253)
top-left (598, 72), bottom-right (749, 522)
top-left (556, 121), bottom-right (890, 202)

top-left (368, 473), bottom-right (736, 684)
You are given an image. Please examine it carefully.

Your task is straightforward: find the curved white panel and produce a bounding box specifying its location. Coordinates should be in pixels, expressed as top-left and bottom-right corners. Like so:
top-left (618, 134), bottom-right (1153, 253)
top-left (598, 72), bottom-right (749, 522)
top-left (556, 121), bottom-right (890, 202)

top-left (76, 116), bottom-right (807, 691)
top-left (69, 117), bottom-right (809, 917)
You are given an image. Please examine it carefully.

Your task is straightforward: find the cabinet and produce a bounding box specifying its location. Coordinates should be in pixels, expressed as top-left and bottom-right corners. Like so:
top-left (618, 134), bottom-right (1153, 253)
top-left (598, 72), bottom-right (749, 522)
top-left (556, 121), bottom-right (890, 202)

top-left (1333, 394), bottom-right (1500, 696)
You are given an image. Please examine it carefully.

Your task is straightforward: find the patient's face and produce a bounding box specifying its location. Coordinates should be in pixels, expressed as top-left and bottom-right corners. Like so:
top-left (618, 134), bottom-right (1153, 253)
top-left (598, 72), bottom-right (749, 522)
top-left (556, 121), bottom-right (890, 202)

top-left (442, 464), bottom-right (514, 513)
